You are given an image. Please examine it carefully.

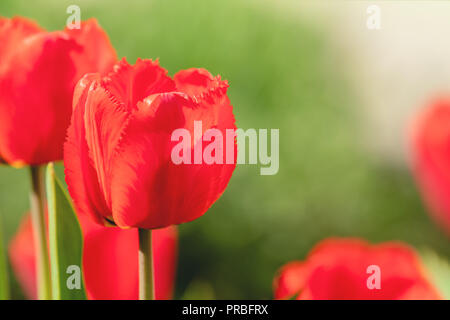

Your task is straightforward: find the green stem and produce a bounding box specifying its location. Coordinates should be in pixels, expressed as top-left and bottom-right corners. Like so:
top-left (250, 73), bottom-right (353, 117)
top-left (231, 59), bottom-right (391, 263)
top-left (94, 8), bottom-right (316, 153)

top-left (0, 213), bottom-right (10, 300)
top-left (29, 166), bottom-right (51, 300)
top-left (138, 228), bottom-right (154, 300)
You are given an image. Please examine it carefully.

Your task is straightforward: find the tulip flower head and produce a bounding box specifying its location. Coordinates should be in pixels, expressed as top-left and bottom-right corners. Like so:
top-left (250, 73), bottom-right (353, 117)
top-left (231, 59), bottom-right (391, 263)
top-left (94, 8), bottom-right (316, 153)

top-left (410, 98), bottom-right (450, 235)
top-left (64, 58), bottom-right (237, 229)
top-left (0, 16), bottom-right (117, 165)
top-left (274, 238), bottom-right (441, 300)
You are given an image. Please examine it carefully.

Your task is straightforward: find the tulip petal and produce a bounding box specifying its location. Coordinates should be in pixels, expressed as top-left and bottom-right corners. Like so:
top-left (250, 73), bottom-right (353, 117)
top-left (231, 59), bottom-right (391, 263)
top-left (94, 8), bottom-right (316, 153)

top-left (0, 16), bottom-right (43, 73)
top-left (101, 58), bottom-right (176, 110)
top-left (0, 31), bottom-right (79, 164)
top-left (82, 226), bottom-right (138, 299)
top-left (64, 74), bottom-right (111, 225)
top-left (273, 262), bottom-right (307, 300)
top-left (174, 68), bottom-right (235, 134)
top-left (64, 18), bottom-right (117, 79)
top-left (174, 68), bottom-right (228, 98)
top-left (8, 216), bottom-right (36, 299)
top-left (84, 82), bottom-right (133, 211)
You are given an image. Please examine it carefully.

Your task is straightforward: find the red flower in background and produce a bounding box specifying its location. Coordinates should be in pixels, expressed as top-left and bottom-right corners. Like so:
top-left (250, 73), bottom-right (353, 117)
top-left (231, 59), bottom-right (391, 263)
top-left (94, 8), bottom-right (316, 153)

top-left (0, 16), bottom-right (116, 165)
top-left (410, 98), bottom-right (450, 235)
top-left (273, 238), bottom-right (441, 300)
top-left (9, 212), bottom-right (177, 300)
top-left (64, 58), bottom-right (236, 229)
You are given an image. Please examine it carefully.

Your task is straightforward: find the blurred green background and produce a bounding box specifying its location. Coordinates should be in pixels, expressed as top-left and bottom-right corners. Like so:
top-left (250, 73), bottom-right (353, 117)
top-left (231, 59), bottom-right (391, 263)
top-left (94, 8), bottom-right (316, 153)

top-left (0, 0), bottom-right (449, 299)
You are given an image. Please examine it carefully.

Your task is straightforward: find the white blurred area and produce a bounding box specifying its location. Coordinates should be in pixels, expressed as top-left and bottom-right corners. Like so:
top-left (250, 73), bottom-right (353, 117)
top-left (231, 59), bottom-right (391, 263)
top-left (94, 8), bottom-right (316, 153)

top-left (265, 1), bottom-right (450, 165)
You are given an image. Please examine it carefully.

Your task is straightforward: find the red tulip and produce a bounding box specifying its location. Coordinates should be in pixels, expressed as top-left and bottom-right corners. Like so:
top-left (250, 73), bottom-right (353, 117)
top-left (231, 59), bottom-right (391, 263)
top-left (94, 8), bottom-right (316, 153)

top-left (410, 98), bottom-right (450, 235)
top-left (9, 212), bottom-right (177, 300)
top-left (64, 58), bottom-right (236, 229)
top-left (0, 16), bottom-right (116, 166)
top-left (273, 238), bottom-right (441, 300)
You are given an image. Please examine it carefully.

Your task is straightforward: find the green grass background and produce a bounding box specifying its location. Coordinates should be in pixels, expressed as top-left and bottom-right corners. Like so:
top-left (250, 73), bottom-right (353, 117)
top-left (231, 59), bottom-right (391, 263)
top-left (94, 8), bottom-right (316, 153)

top-left (0, 0), bottom-right (449, 299)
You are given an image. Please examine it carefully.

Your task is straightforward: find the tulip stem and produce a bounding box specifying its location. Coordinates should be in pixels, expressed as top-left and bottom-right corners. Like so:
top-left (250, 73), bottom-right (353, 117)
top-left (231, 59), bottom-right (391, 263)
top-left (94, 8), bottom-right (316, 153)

top-left (29, 165), bottom-right (51, 300)
top-left (138, 228), bottom-right (154, 300)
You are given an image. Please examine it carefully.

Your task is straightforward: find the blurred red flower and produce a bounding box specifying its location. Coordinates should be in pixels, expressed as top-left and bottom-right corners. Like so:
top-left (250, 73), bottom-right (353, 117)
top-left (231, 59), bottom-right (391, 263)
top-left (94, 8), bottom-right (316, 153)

top-left (64, 58), bottom-right (236, 229)
top-left (273, 238), bottom-right (441, 300)
top-left (9, 212), bottom-right (177, 300)
top-left (0, 16), bottom-right (116, 166)
top-left (410, 98), bottom-right (450, 235)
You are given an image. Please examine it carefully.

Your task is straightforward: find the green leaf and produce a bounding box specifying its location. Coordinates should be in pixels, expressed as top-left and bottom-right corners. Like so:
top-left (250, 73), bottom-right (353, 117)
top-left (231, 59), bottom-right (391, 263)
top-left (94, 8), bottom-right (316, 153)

top-left (46, 163), bottom-right (86, 300)
top-left (420, 249), bottom-right (450, 300)
top-left (0, 213), bottom-right (10, 300)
